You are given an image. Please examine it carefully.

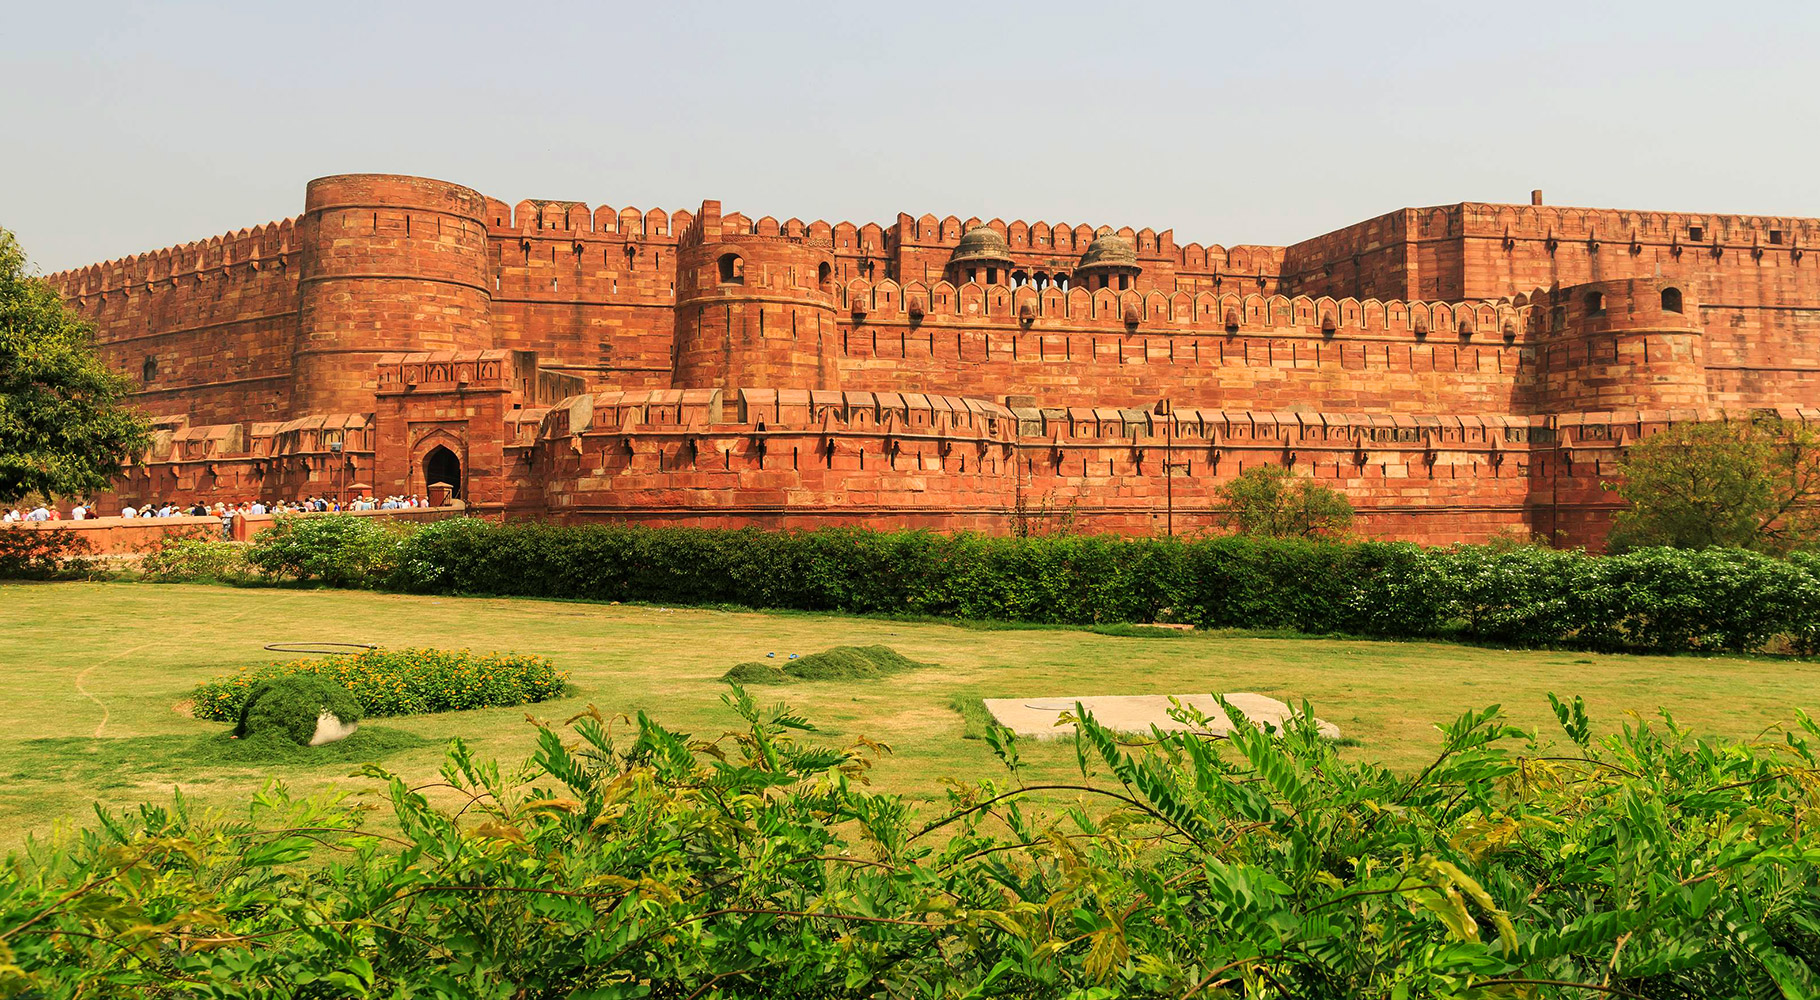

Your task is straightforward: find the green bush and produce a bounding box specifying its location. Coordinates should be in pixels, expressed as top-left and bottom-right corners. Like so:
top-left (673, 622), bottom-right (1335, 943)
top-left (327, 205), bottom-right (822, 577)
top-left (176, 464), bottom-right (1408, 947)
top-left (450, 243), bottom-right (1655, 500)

top-left (5, 694), bottom-right (1818, 997)
top-left (245, 513), bottom-right (406, 586)
top-left (721, 644), bottom-right (930, 684)
top-left (231, 674), bottom-right (362, 745)
top-left (138, 537), bottom-right (248, 583)
top-left (0, 526), bottom-right (92, 579)
top-left (191, 647), bottom-right (568, 721)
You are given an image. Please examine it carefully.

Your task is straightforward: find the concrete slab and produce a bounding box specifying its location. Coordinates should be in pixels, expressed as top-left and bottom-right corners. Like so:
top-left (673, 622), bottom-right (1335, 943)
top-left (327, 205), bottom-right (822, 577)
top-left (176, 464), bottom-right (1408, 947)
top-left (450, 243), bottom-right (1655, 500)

top-left (981, 692), bottom-right (1339, 741)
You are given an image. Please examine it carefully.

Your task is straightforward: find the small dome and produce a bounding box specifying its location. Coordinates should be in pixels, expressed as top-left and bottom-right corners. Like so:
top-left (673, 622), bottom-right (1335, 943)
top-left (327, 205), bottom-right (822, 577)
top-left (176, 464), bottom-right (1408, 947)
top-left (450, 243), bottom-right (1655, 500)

top-left (1077, 229), bottom-right (1139, 271)
top-left (949, 226), bottom-right (1014, 266)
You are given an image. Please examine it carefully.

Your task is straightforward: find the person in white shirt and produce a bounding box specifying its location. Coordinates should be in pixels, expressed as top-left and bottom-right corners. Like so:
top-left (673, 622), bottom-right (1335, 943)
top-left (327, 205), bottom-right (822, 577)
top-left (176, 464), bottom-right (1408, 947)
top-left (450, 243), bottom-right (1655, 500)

top-left (249, 502), bottom-right (266, 515)
top-left (120, 505), bottom-right (137, 518)
top-left (70, 504), bottom-right (87, 520)
top-left (26, 506), bottom-right (50, 522)
top-left (2, 510), bottom-right (17, 523)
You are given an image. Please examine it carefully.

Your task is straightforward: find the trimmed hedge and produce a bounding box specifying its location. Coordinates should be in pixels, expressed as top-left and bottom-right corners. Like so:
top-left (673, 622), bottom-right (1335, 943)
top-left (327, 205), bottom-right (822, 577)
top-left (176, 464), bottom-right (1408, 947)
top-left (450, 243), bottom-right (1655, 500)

top-left (248, 516), bottom-right (1820, 653)
top-left (191, 647), bottom-right (568, 721)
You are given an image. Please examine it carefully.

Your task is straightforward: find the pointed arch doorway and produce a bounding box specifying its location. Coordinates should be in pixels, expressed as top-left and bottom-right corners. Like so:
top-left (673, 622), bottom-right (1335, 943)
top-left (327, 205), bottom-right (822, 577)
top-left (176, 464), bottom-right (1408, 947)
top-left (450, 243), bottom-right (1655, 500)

top-left (423, 445), bottom-right (462, 499)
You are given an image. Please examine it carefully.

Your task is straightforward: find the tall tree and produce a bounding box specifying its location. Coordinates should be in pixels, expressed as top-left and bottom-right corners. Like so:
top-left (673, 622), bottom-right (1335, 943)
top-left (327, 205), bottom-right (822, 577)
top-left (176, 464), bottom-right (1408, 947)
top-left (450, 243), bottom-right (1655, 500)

top-left (1604, 418), bottom-right (1820, 553)
top-left (0, 226), bottom-right (150, 505)
top-left (1217, 465), bottom-right (1354, 539)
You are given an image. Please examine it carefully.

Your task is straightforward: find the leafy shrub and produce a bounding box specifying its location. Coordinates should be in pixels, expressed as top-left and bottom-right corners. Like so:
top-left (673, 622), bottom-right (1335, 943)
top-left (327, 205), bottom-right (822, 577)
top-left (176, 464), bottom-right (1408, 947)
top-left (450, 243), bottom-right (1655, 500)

top-left (721, 644), bottom-right (930, 684)
top-left (190, 647), bottom-right (568, 721)
top-left (5, 694), bottom-right (1818, 997)
top-left (0, 526), bottom-right (92, 579)
top-left (137, 537), bottom-right (248, 583)
top-left (244, 513), bottom-right (406, 586)
top-left (1216, 463), bottom-right (1355, 537)
top-left (231, 674), bottom-right (362, 745)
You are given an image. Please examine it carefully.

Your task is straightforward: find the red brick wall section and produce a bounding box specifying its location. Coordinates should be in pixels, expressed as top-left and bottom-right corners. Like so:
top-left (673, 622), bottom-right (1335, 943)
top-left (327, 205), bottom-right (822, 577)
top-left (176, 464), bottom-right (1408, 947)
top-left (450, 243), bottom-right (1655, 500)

top-left (521, 385), bottom-right (1681, 546)
top-left (45, 221), bottom-right (302, 425)
top-left (0, 507), bottom-right (461, 555)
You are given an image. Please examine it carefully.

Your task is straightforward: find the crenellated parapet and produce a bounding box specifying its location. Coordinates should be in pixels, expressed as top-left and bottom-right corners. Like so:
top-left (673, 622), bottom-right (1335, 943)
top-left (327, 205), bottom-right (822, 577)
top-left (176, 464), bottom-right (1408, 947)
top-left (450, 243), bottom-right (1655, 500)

top-left (832, 274), bottom-right (1538, 342)
top-left (42, 218), bottom-right (301, 302)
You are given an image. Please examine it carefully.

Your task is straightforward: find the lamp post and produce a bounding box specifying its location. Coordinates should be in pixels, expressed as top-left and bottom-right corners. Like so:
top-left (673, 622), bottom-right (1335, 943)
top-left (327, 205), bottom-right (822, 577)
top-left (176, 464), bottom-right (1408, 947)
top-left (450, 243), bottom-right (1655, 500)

top-left (329, 440), bottom-right (344, 508)
top-left (1152, 398), bottom-right (1174, 537)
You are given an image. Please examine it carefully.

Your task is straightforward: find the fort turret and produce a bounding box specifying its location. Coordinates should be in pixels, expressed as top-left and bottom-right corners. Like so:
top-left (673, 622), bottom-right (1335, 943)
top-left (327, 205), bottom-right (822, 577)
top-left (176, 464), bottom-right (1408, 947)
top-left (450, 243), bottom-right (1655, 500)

top-left (1073, 228), bottom-right (1142, 291)
top-left (292, 174), bottom-right (494, 414)
top-left (671, 200), bottom-right (841, 390)
top-left (1534, 277), bottom-right (1707, 414)
top-left (945, 226), bottom-right (1016, 286)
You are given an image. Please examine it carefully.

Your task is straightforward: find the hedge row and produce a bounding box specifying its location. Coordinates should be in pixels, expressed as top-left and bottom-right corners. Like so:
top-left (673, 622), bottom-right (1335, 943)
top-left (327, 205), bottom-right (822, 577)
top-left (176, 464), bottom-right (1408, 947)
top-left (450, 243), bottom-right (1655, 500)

top-left (248, 516), bottom-right (1820, 653)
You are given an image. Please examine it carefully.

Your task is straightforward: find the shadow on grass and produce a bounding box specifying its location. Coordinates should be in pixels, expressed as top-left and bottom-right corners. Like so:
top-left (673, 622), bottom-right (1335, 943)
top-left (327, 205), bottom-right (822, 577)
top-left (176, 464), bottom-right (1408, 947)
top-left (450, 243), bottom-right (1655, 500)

top-left (1, 727), bottom-right (433, 786)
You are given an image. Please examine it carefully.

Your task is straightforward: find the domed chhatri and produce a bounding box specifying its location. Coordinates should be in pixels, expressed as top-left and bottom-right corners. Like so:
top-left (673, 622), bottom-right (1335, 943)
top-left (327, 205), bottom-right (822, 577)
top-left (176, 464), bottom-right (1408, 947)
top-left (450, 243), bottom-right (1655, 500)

top-left (949, 225), bottom-right (1014, 266)
top-left (1074, 227), bottom-right (1142, 290)
top-left (947, 225), bottom-right (1015, 284)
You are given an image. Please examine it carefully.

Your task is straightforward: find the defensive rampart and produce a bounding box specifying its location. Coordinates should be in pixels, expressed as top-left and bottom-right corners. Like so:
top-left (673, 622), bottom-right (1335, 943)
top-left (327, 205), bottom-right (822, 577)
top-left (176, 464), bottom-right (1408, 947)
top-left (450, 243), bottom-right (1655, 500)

top-left (38, 174), bottom-right (1820, 546)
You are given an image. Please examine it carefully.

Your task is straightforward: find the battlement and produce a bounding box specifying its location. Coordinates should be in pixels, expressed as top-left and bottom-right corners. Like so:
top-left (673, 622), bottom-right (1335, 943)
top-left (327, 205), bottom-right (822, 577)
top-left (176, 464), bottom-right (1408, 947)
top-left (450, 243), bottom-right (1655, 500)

top-left (44, 217), bottom-right (300, 298)
top-left (831, 275), bottom-right (1540, 341)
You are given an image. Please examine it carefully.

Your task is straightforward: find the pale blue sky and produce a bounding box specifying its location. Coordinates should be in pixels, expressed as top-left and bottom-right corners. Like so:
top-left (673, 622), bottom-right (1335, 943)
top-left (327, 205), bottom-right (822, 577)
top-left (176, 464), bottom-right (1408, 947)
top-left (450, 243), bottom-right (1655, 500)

top-left (4, 1), bottom-right (1816, 272)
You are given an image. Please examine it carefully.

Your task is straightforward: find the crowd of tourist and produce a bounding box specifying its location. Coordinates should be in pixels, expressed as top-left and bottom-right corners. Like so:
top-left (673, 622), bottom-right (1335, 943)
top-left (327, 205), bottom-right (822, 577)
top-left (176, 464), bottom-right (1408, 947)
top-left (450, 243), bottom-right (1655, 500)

top-left (2, 494), bottom-right (434, 524)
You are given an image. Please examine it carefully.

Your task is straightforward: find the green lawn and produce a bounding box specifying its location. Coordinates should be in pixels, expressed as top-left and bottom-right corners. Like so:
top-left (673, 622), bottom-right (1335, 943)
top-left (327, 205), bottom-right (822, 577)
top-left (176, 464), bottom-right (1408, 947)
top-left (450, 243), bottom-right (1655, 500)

top-left (5, 580), bottom-right (1819, 849)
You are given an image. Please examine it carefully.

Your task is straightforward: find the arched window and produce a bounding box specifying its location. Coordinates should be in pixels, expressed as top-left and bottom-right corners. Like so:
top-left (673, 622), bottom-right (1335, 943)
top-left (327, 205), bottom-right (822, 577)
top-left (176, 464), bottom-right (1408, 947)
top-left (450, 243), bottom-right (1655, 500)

top-left (1661, 287), bottom-right (1683, 313)
top-left (1585, 291), bottom-right (1605, 315)
top-left (717, 252), bottom-right (744, 284)
top-left (817, 262), bottom-right (831, 286)
top-left (141, 356), bottom-right (156, 383)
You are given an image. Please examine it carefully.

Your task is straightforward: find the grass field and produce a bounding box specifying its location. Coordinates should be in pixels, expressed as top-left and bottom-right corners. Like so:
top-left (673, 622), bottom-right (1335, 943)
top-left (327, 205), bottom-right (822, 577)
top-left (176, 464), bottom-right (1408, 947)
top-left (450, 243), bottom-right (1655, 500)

top-left (5, 580), bottom-right (1819, 849)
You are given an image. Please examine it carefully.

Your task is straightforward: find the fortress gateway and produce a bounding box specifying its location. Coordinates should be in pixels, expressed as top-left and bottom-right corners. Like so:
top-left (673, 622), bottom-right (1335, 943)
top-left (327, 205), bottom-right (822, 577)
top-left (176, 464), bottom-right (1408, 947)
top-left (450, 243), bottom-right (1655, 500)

top-left (43, 174), bottom-right (1820, 545)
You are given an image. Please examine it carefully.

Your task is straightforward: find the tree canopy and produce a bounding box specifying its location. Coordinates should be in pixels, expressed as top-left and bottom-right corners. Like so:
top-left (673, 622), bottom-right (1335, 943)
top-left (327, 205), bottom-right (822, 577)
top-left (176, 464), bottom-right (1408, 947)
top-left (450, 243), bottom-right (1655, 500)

top-left (1216, 464), bottom-right (1354, 538)
top-left (0, 227), bottom-right (149, 505)
top-left (1605, 418), bottom-right (1820, 553)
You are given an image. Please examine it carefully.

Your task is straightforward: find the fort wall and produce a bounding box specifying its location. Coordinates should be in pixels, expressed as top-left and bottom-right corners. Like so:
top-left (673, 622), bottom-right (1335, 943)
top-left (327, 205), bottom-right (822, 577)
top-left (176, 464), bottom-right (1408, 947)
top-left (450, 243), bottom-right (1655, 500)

top-left (45, 221), bottom-right (303, 425)
top-left (37, 173), bottom-right (1820, 547)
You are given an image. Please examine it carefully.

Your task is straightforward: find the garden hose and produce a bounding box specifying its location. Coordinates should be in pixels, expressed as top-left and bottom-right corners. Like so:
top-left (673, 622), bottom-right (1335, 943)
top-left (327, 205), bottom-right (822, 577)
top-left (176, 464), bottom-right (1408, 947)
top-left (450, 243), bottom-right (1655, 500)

top-left (262, 642), bottom-right (378, 656)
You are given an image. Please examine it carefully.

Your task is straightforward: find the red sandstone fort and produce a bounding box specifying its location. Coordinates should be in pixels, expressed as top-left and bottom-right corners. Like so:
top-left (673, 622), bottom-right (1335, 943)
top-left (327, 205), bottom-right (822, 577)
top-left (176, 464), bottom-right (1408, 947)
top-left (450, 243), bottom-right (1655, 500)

top-left (41, 173), bottom-right (1820, 546)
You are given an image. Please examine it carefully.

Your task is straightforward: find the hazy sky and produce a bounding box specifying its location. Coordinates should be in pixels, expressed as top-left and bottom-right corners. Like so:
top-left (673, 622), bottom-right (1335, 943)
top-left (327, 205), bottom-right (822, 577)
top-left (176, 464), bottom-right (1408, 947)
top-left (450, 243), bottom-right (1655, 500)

top-left (4, 1), bottom-right (1816, 273)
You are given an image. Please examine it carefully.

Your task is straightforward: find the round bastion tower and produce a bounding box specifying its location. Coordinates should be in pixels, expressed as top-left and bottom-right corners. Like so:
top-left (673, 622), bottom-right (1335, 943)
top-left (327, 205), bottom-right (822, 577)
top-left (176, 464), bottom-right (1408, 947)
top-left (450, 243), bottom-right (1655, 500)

top-left (671, 200), bottom-right (841, 391)
top-left (292, 174), bottom-right (494, 415)
top-left (1538, 277), bottom-right (1708, 416)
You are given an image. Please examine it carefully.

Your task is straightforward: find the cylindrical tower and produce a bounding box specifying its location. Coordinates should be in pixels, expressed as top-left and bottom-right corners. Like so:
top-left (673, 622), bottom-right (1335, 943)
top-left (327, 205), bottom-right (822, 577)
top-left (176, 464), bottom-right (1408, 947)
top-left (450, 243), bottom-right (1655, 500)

top-left (292, 174), bottom-right (493, 414)
top-left (671, 200), bottom-right (841, 390)
top-left (1538, 277), bottom-right (1707, 414)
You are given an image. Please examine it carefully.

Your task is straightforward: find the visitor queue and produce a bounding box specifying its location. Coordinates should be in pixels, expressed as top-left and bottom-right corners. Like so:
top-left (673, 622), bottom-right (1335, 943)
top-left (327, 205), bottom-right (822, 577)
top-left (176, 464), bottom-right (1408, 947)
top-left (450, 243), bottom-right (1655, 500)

top-left (2, 494), bottom-right (433, 525)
